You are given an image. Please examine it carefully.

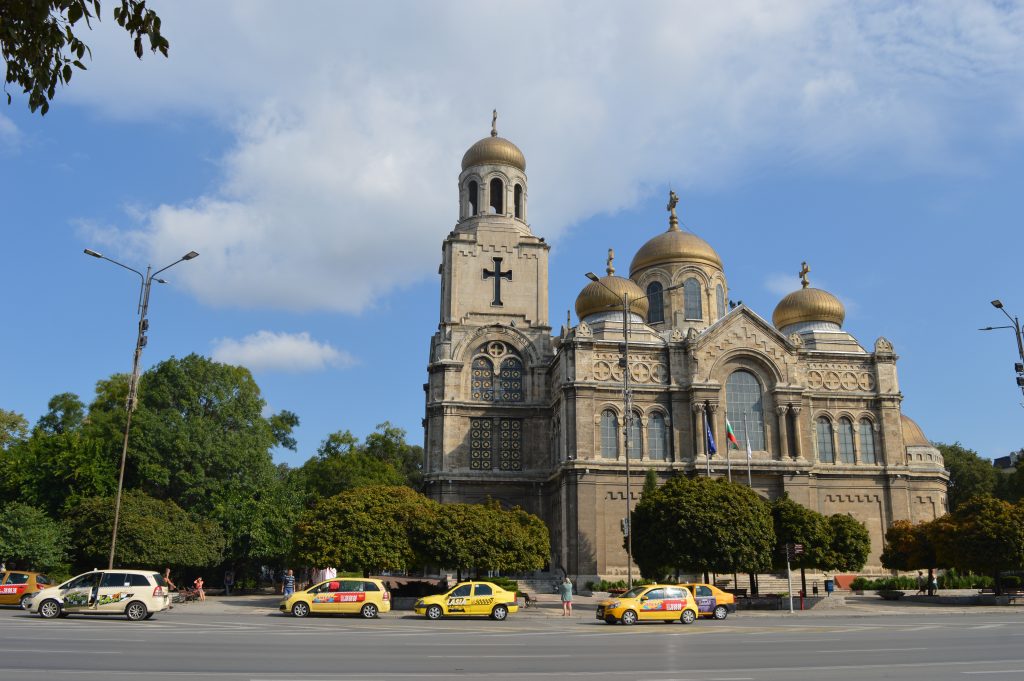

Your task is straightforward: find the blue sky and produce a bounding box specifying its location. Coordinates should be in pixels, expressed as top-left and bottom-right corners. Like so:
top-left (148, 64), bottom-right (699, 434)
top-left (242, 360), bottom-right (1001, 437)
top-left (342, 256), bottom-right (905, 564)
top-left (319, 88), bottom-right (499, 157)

top-left (2, 1), bottom-right (1023, 467)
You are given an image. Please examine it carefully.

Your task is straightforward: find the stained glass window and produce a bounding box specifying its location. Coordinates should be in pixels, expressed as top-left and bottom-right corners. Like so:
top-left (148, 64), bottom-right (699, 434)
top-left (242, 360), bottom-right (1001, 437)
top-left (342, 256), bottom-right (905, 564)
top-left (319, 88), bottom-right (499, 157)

top-left (838, 418), bottom-right (855, 463)
top-left (859, 419), bottom-right (877, 464)
top-left (627, 412), bottom-right (642, 459)
top-left (646, 282), bottom-right (664, 323)
top-left (726, 370), bottom-right (765, 450)
top-left (601, 410), bottom-right (618, 459)
top-left (716, 283), bottom-right (726, 320)
top-left (684, 278), bottom-right (702, 320)
top-left (470, 418), bottom-right (492, 470)
top-left (498, 418), bottom-right (522, 471)
top-left (471, 357), bottom-right (494, 401)
top-left (648, 412), bottom-right (668, 460)
top-left (499, 357), bottom-right (524, 402)
top-left (816, 417), bottom-right (835, 463)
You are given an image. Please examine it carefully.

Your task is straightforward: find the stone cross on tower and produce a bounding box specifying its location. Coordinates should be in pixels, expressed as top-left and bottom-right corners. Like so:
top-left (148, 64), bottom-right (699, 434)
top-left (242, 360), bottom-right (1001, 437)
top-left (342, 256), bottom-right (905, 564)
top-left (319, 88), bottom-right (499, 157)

top-left (799, 261), bottom-right (811, 288)
top-left (483, 257), bottom-right (513, 306)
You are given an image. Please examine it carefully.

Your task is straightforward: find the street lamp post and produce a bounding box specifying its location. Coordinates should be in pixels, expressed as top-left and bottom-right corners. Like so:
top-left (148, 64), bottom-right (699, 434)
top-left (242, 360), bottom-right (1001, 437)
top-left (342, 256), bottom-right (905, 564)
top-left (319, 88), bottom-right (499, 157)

top-left (584, 272), bottom-right (682, 589)
top-left (981, 299), bottom-right (1024, 403)
top-left (84, 248), bottom-right (198, 569)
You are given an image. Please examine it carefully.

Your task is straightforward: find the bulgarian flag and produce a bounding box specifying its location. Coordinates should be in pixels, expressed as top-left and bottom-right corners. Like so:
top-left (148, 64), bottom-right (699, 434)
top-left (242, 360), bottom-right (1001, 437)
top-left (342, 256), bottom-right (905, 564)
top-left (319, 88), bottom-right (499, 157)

top-left (725, 420), bottom-right (740, 449)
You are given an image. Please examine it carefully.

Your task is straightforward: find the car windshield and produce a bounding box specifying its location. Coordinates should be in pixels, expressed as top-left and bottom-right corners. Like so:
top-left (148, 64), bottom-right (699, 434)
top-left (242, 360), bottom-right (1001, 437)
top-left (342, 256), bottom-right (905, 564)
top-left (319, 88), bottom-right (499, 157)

top-left (621, 587), bottom-right (647, 598)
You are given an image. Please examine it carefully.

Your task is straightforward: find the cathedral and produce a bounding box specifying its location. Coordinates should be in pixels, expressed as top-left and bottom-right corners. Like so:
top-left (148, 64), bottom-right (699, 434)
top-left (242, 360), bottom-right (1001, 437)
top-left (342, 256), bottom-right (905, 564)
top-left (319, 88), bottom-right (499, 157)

top-left (423, 116), bottom-right (948, 580)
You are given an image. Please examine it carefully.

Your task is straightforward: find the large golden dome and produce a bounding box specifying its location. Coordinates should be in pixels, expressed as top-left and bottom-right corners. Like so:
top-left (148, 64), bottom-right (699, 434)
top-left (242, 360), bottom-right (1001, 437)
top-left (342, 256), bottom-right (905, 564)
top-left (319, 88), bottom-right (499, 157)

top-left (629, 225), bottom-right (722, 274)
top-left (772, 262), bottom-right (845, 330)
top-left (901, 414), bottom-right (930, 447)
top-left (461, 112), bottom-right (525, 171)
top-left (576, 250), bottom-right (649, 321)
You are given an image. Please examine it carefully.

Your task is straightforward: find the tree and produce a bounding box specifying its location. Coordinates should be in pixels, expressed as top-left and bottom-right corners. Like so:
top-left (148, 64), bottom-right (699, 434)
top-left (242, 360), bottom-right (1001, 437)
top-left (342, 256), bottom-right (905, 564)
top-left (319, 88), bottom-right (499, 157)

top-left (771, 494), bottom-right (831, 595)
top-left (296, 430), bottom-right (405, 500)
top-left (0, 409), bottom-right (29, 450)
top-left (937, 442), bottom-right (998, 512)
top-left (934, 495), bottom-right (1024, 594)
top-left (1, 0), bottom-right (169, 114)
top-left (822, 513), bottom-right (871, 573)
top-left (0, 502), bottom-right (70, 572)
top-left (995, 454), bottom-right (1024, 504)
top-left (881, 517), bottom-right (949, 595)
top-left (68, 491), bottom-right (224, 570)
top-left (641, 468), bottom-right (659, 499)
top-left (36, 392), bottom-right (85, 435)
top-left (631, 476), bottom-right (775, 579)
top-left (362, 422), bottom-right (425, 491)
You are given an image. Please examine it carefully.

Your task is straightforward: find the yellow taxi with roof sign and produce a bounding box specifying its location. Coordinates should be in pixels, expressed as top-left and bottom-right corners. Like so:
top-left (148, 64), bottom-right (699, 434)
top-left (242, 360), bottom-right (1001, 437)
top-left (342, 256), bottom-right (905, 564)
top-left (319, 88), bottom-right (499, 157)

top-left (596, 584), bottom-right (699, 625)
top-left (413, 581), bottom-right (519, 621)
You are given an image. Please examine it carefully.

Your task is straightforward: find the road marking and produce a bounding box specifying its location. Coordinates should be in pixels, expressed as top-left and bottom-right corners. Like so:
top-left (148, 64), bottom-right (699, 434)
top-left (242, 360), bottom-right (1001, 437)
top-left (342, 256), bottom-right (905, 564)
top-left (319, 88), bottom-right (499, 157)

top-left (816, 647), bottom-right (928, 653)
top-left (962, 672), bottom-right (1024, 675)
top-left (426, 654), bottom-right (572, 659)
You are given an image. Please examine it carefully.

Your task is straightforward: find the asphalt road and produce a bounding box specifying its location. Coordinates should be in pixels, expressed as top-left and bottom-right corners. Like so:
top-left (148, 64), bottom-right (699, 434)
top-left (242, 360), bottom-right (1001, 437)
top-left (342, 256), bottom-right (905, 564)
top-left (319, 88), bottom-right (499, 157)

top-left (1, 606), bottom-right (1023, 680)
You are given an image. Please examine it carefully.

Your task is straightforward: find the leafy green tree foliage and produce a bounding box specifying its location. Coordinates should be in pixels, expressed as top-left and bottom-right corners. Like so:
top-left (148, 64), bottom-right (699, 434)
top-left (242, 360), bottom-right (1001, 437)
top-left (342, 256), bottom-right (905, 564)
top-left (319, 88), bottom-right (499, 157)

top-left (0, 409), bottom-right (29, 450)
top-left (296, 430), bottom-right (405, 500)
top-left (68, 491), bottom-right (224, 570)
top-left (641, 468), bottom-right (659, 498)
top-left (879, 519), bottom-right (917, 571)
top-left (294, 486), bottom-right (433, 575)
top-left (362, 422), bottom-right (424, 491)
top-left (631, 476), bottom-right (774, 578)
top-left (1, 0), bottom-right (169, 114)
top-left (937, 442), bottom-right (998, 512)
top-left (995, 454), bottom-right (1024, 504)
top-left (770, 494), bottom-right (831, 594)
top-left (823, 513), bottom-right (871, 572)
top-left (36, 393), bottom-right (85, 434)
top-left (0, 502), bottom-right (70, 572)
top-left (934, 495), bottom-right (1024, 594)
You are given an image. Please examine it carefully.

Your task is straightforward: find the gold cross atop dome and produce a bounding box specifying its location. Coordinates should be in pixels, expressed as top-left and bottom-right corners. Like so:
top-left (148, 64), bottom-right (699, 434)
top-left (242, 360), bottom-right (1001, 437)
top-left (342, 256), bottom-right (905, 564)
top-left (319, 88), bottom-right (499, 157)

top-left (799, 262), bottom-right (811, 288)
top-left (491, 109), bottom-right (498, 137)
top-left (606, 248), bottom-right (615, 276)
top-left (667, 190), bottom-right (680, 230)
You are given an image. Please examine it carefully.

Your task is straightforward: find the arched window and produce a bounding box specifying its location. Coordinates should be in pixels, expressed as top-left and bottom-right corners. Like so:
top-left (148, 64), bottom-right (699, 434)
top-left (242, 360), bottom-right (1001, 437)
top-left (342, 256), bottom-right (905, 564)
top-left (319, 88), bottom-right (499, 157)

top-left (601, 410), bottom-right (618, 459)
top-left (489, 178), bottom-right (504, 214)
top-left (646, 282), bottom-right (664, 323)
top-left (648, 412), bottom-right (668, 460)
top-left (627, 412), bottom-right (642, 459)
top-left (838, 417), bottom-right (855, 463)
top-left (816, 417), bottom-right (835, 463)
top-left (716, 284), bottom-right (726, 320)
top-left (859, 419), bottom-right (877, 464)
top-left (725, 370), bottom-right (765, 450)
top-left (471, 357), bottom-right (494, 401)
top-left (467, 180), bottom-right (479, 216)
top-left (498, 357), bottom-right (524, 402)
top-left (683, 278), bottom-right (702, 320)
top-left (514, 184), bottom-right (523, 219)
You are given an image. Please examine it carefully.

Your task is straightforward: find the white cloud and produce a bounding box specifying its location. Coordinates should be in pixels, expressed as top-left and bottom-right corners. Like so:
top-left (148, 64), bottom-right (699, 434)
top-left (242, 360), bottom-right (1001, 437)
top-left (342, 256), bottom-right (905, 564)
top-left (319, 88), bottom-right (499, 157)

top-left (67, 1), bottom-right (1024, 312)
top-left (211, 331), bottom-right (354, 372)
top-left (0, 113), bottom-right (19, 150)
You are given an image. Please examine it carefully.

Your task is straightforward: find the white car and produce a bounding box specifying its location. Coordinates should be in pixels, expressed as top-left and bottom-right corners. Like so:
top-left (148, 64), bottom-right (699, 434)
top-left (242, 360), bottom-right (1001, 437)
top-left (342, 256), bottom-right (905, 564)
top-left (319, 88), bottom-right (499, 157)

top-left (26, 570), bottom-right (171, 621)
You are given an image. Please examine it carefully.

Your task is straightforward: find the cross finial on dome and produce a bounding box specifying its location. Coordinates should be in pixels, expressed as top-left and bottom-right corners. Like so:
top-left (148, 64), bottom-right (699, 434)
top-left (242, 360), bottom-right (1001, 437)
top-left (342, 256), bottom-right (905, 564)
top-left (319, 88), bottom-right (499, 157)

top-left (606, 248), bottom-right (615, 276)
top-left (799, 261), bottom-right (810, 288)
top-left (491, 109), bottom-right (498, 137)
top-left (667, 189), bottom-right (680, 231)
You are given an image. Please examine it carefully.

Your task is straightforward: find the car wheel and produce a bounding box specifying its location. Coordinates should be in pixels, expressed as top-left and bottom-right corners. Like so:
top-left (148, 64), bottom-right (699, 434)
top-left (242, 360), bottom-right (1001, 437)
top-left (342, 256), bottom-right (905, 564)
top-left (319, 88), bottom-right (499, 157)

top-left (425, 604), bottom-right (443, 620)
top-left (604, 616), bottom-right (617, 624)
top-left (713, 605), bottom-right (728, 620)
top-left (680, 609), bottom-right (697, 624)
top-left (38, 599), bottom-right (61, 619)
top-left (491, 605), bottom-right (509, 621)
top-left (125, 601), bottom-right (148, 621)
top-left (291, 602), bottom-right (310, 618)
top-left (360, 603), bottom-right (378, 619)
top-left (620, 610), bottom-right (638, 625)
top-left (19, 595), bottom-right (32, 610)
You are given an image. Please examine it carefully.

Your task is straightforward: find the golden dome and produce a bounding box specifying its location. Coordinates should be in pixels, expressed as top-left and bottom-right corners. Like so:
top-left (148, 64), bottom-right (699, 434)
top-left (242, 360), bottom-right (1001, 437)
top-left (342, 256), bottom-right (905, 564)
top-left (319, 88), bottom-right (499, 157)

top-left (461, 111), bottom-right (525, 171)
top-left (772, 262), bottom-right (845, 329)
top-left (576, 250), bottom-right (649, 321)
top-left (901, 414), bottom-right (931, 447)
top-left (629, 226), bottom-right (722, 274)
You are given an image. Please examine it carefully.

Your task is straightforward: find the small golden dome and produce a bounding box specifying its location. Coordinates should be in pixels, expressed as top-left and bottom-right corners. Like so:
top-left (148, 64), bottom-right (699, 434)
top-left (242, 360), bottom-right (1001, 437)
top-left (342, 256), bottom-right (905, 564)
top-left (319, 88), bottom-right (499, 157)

top-left (772, 262), bottom-right (845, 329)
top-left (461, 111), bottom-right (525, 171)
top-left (901, 414), bottom-right (930, 447)
top-left (576, 249), bottom-right (649, 321)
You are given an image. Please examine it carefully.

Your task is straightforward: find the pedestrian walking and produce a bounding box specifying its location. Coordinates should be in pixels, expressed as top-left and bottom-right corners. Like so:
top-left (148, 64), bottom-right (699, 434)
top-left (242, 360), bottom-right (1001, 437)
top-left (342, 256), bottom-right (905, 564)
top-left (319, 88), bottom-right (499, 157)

top-left (283, 569), bottom-right (296, 597)
top-left (224, 569), bottom-right (235, 596)
top-left (559, 576), bottom-right (573, 616)
top-left (930, 574), bottom-right (939, 595)
top-left (915, 571), bottom-right (925, 595)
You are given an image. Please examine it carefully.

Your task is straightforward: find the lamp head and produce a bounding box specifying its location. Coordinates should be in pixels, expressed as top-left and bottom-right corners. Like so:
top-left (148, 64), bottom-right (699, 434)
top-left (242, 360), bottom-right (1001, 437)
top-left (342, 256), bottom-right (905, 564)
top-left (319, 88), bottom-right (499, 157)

top-left (83, 248), bottom-right (103, 258)
top-left (992, 299), bottom-right (1004, 309)
top-left (585, 272), bottom-right (600, 282)
top-left (183, 251), bottom-right (199, 261)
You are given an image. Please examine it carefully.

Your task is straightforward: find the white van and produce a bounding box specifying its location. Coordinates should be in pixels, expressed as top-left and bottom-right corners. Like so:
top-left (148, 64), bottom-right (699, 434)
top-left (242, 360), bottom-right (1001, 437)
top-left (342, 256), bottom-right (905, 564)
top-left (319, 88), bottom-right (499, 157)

top-left (26, 570), bottom-right (171, 621)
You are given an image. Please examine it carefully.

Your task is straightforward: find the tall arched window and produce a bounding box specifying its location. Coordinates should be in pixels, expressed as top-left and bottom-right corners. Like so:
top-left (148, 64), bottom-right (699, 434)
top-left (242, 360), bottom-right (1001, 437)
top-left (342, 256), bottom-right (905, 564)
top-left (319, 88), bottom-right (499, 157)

top-left (859, 419), bottom-right (877, 464)
top-left (716, 284), bottom-right (726, 320)
top-left (471, 357), bottom-right (494, 401)
top-left (514, 184), bottom-right (523, 219)
top-left (648, 412), bottom-right (668, 460)
top-left (816, 417), bottom-right (835, 463)
top-left (467, 180), bottom-right (479, 216)
top-left (646, 282), bottom-right (664, 323)
top-left (489, 178), bottom-right (504, 214)
top-left (683, 278), bottom-right (702, 320)
top-left (601, 410), bottom-right (619, 459)
top-left (838, 417), bottom-right (855, 463)
top-left (498, 357), bottom-right (524, 402)
top-left (627, 412), bottom-right (642, 459)
top-left (725, 370), bottom-right (765, 450)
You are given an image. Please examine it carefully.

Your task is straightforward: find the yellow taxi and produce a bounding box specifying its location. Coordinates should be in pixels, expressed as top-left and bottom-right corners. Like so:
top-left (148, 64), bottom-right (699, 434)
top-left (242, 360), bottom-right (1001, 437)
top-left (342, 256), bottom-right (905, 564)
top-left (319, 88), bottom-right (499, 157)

top-left (596, 584), bottom-right (699, 625)
top-left (1, 570), bottom-right (52, 610)
top-left (414, 581), bottom-right (519, 621)
top-left (280, 577), bottom-right (391, 618)
top-left (678, 582), bottom-right (736, 620)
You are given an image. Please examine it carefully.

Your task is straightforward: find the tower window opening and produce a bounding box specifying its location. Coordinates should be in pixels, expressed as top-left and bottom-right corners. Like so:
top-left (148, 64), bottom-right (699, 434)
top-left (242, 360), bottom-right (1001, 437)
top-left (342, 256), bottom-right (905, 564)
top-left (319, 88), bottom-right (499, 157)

top-left (646, 282), bottom-right (664, 323)
top-left (467, 180), bottom-right (479, 216)
top-left (514, 184), bottom-right (523, 219)
top-left (683, 278), bottom-right (702, 320)
top-left (489, 178), bottom-right (504, 214)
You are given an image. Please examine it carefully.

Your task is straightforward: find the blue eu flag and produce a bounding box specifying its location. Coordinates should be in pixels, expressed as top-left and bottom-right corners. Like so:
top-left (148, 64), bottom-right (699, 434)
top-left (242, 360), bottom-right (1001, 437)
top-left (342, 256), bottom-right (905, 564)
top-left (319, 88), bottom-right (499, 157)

top-left (706, 423), bottom-right (717, 455)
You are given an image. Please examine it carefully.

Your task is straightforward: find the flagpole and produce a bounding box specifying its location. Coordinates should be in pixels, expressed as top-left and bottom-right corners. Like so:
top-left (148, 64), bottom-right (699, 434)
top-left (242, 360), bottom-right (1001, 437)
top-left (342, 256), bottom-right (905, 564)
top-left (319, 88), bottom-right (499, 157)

top-left (744, 413), bottom-right (752, 486)
top-left (727, 437), bottom-right (732, 482)
top-left (703, 409), bottom-right (711, 477)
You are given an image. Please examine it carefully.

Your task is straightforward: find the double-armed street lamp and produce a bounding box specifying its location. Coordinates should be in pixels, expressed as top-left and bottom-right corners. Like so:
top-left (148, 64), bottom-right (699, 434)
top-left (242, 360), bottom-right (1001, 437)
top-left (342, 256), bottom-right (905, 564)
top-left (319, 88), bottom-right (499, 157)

top-left (84, 248), bottom-right (199, 569)
top-left (584, 272), bottom-right (683, 589)
top-left (980, 299), bottom-right (1024, 403)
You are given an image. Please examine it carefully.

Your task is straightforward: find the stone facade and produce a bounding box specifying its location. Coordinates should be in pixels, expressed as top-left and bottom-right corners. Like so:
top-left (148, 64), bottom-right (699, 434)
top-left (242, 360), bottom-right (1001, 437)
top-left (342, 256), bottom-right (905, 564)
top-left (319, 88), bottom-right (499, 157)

top-left (424, 122), bottom-right (948, 582)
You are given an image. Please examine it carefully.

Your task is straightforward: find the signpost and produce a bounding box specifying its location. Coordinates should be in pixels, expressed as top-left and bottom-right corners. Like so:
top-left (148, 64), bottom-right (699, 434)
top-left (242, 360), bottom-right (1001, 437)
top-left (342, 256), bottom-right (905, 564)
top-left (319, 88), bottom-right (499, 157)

top-left (781, 542), bottom-right (804, 613)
